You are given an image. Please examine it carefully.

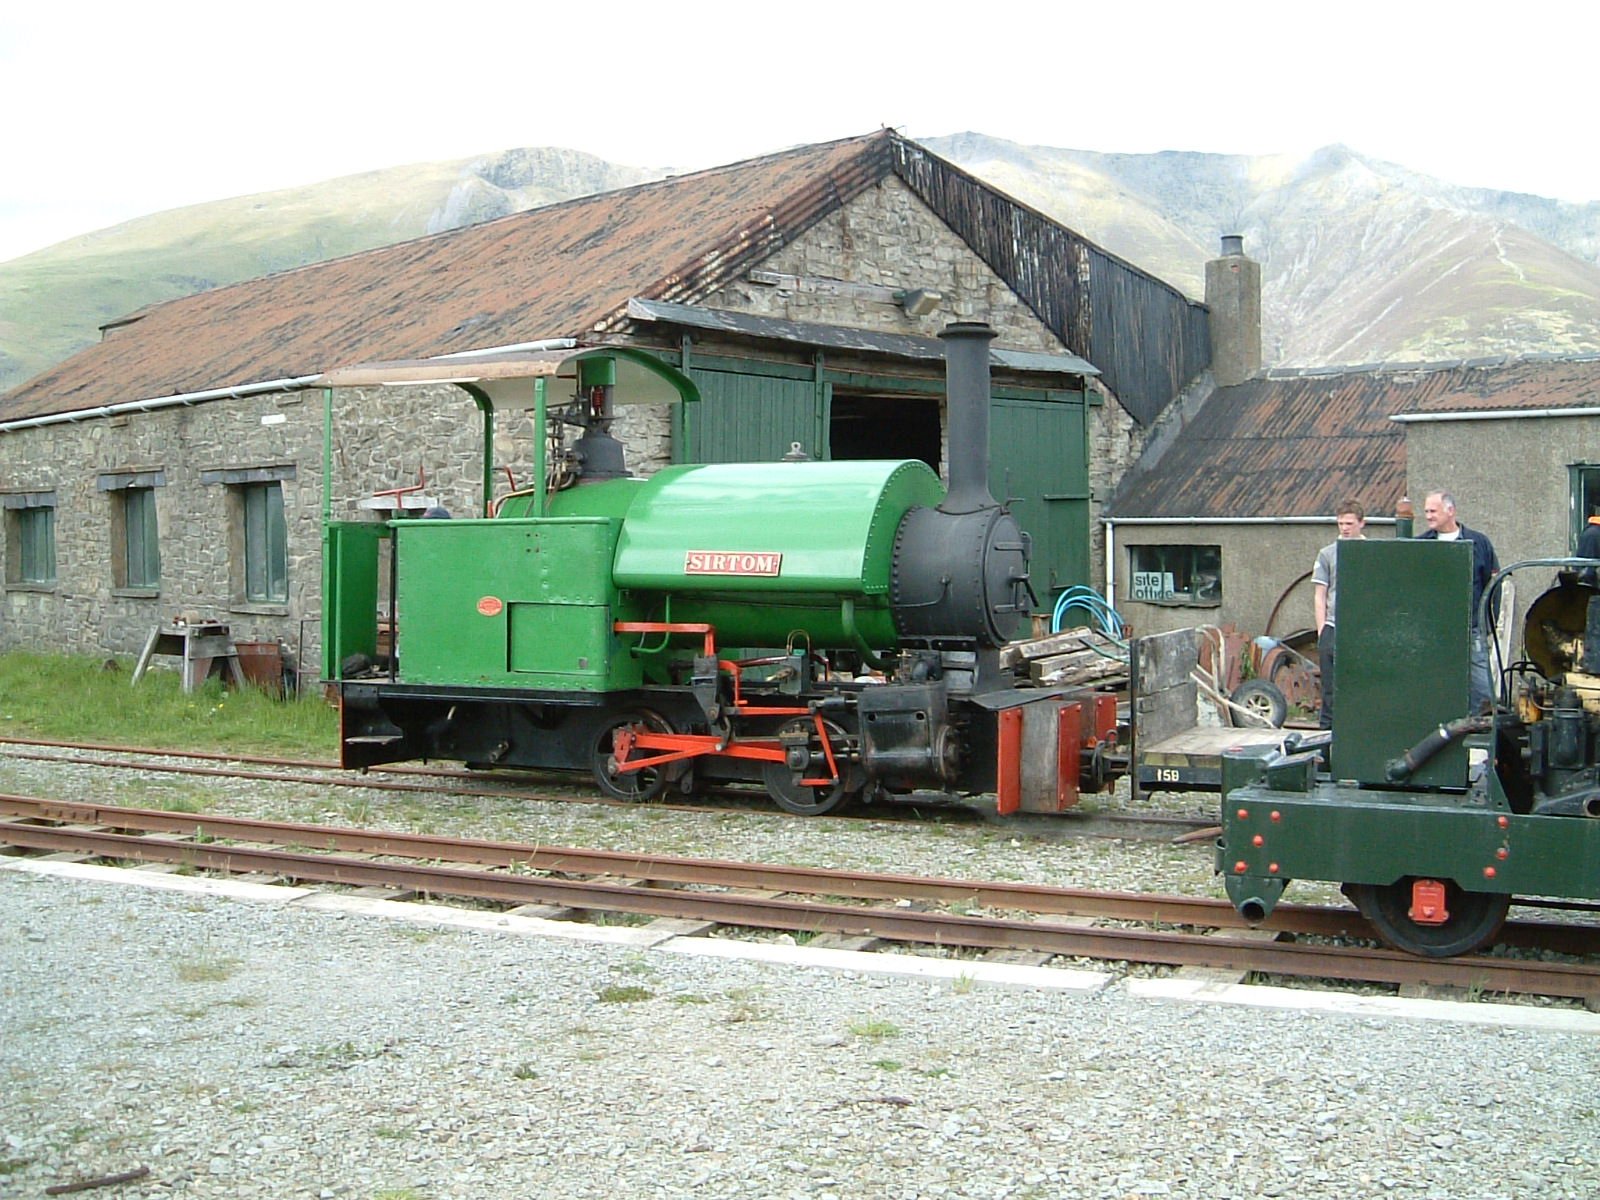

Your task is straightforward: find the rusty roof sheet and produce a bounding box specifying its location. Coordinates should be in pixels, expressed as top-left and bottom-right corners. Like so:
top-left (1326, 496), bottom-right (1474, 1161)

top-left (0, 133), bottom-right (898, 422)
top-left (1375, 355), bottom-right (1600, 415)
top-left (1105, 373), bottom-right (1407, 520)
top-left (1106, 357), bottom-right (1600, 520)
top-left (1, 128), bottom-right (1219, 431)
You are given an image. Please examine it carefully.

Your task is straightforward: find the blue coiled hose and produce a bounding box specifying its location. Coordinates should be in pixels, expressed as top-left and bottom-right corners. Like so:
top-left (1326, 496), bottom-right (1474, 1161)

top-left (1051, 585), bottom-right (1127, 642)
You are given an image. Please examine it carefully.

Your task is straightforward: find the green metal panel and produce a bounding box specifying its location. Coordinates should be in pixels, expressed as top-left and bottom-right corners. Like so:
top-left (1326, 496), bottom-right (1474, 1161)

top-left (394, 517), bottom-right (640, 691)
top-left (508, 603), bottom-right (614, 679)
top-left (1220, 780), bottom-right (1600, 901)
top-left (1334, 538), bottom-right (1471, 785)
top-left (323, 521), bottom-right (386, 678)
top-left (989, 393), bottom-right (1090, 596)
top-left (682, 366), bottom-right (824, 463)
top-left (508, 478), bottom-right (646, 521)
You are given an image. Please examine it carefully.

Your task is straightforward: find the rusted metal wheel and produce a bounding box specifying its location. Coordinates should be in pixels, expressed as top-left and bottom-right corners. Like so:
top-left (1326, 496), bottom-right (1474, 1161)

top-left (1345, 878), bottom-right (1509, 958)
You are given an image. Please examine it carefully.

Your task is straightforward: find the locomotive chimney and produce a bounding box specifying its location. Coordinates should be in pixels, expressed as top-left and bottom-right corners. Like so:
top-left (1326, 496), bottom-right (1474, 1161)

top-left (938, 321), bottom-right (999, 514)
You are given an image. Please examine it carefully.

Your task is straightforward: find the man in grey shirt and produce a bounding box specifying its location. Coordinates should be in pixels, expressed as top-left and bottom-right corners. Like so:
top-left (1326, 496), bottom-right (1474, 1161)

top-left (1311, 500), bottom-right (1367, 730)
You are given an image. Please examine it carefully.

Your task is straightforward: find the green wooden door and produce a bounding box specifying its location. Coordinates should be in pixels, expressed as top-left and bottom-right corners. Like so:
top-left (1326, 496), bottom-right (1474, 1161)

top-left (679, 366), bottom-right (827, 464)
top-left (989, 392), bottom-right (1091, 598)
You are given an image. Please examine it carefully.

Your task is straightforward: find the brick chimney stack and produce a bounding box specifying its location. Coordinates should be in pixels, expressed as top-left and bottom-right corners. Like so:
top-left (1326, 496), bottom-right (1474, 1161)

top-left (1205, 234), bottom-right (1262, 386)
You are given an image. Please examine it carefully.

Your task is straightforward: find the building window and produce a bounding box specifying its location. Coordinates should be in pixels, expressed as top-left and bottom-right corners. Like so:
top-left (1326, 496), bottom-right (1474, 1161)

top-left (16, 505), bottom-right (57, 584)
top-left (122, 487), bottom-right (161, 588)
top-left (3, 492), bottom-right (58, 586)
top-left (201, 465), bottom-right (295, 607)
top-left (1128, 544), bottom-right (1222, 605)
top-left (1570, 463), bottom-right (1600, 550)
top-left (99, 471), bottom-right (166, 592)
top-left (242, 481), bottom-right (288, 602)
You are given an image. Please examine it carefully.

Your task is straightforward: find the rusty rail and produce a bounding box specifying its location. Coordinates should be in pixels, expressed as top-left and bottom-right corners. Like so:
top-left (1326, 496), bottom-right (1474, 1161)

top-left (3, 797), bottom-right (1597, 1001)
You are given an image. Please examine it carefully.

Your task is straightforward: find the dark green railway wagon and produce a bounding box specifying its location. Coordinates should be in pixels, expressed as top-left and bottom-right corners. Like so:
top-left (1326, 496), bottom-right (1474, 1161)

top-left (1218, 541), bottom-right (1600, 957)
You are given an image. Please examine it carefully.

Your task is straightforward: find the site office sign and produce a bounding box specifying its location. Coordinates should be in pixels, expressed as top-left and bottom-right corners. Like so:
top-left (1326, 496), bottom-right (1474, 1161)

top-left (684, 550), bottom-right (783, 577)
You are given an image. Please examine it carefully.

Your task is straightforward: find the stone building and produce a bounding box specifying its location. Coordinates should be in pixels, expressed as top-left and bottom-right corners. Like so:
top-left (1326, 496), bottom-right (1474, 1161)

top-left (0, 131), bottom-right (1212, 674)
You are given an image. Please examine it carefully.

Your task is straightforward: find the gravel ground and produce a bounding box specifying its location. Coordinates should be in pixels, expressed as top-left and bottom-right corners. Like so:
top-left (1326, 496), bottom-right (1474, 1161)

top-left (3, 749), bottom-right (1600, 1199)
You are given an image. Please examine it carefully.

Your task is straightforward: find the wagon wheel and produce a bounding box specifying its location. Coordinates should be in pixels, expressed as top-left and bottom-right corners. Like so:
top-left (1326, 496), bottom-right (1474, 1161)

top-left (1229, 679), bottom-right (1288, 728)
top-left (762, 717), bottom-right (859, 816)
top-left (590, 710), bottom-right (674, 803)
top-left (1344, 878), bottom-right (1510, 958)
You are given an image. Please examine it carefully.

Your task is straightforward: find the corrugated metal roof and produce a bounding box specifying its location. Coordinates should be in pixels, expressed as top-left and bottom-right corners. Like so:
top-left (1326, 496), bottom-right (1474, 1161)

top-left (1380, 356), bottom-right (1600, 415)
top-left (0, 130), bottom-right (1211, 428)
top-left (0, 133), bottom-right (896, 423)
top-left (625, 298), bottom-right (1099, 376)
top-left (890, 140), bottom-right (1208, 424)
top-left (1106, 358), bottom-right (1600, 520)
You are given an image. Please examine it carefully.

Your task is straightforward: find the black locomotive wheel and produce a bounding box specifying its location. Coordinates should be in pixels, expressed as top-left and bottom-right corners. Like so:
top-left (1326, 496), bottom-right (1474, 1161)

top-left (762, 718), bottom-right (857, 816)
top-left (591, 710), bottom-right (674, 803)
top-left (1346, 878), bottom-right (1510, 958)
top-left (763, 762), bottom-right (849, 816)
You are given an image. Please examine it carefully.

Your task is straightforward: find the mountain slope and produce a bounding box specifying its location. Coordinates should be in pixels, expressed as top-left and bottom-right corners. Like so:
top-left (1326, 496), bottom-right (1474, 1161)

top-left (0, 148), bottom-right (663, 395)
top-left (925, 134), bottom-right (1600, 365)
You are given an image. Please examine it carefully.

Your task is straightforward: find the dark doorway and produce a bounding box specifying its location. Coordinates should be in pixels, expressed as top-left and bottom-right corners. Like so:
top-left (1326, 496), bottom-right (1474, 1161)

top-left (829, 393), bottom-right (941, 469)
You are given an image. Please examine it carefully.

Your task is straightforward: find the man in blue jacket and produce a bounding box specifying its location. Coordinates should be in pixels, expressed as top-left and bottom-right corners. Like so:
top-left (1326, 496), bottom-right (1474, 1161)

top-left (1418, 490), bottom-right (1499, 713)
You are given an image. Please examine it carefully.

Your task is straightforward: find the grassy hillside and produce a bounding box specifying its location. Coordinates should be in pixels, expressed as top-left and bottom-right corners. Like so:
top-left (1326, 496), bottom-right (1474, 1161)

top-left (0, 148), bottom-right (661, 395)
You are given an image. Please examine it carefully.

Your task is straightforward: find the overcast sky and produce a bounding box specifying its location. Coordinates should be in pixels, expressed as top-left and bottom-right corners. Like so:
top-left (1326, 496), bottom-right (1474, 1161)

top-left (2, 1), bottom-right (1594, 263)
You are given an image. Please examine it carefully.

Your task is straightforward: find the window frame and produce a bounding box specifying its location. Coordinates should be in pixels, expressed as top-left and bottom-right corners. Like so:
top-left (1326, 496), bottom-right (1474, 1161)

top-left (1569, 463), bottom-right (1600, 551)
top-left (122, 486), bottom-right (161, 590)
top-left (3, 491), bottom-right (58, 588)
top-left (1127, 543), bottom-right (1223, 607)
top-left (99, 471), bottom-right (166, 594)
top-left (202, 465), bottom-right (295, 611)
top-left (241, 480), bottom-right (288, 604)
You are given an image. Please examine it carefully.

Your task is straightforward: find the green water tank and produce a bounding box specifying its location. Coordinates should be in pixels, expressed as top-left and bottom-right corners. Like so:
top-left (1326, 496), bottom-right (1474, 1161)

top-left (610, 459), bottom-right (946, 649)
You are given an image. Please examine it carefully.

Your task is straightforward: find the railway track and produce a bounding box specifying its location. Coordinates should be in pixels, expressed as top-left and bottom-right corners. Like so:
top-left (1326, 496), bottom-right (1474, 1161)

top-left (4, 793), bottom-right (1597, 1002)
top-left (0, 736), bottom-right (1207, 842)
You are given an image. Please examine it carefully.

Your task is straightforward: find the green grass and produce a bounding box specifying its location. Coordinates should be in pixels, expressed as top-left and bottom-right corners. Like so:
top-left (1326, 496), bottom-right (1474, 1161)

top-left (175, 953), bottom-right (242, 983)
top-left (0, 651), bottom-right (337, 757)
top-left (596, 984), bottom-right (653, 1003)
top-left (847, 1016), bottom-right (901, 1041)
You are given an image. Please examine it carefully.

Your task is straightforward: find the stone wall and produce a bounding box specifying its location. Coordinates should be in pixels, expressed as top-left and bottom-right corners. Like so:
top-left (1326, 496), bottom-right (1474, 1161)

top-left (707, 178), bottom-right (1062, 350)
top-left (0, 391), bottom-right (328, 664)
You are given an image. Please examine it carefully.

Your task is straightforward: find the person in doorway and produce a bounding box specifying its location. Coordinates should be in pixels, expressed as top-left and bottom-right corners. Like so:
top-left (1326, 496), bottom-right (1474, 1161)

top-left (1311, 500), bottom-right (1367, 730)
top-left (1418, 490), bottom-right (1500, 713)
